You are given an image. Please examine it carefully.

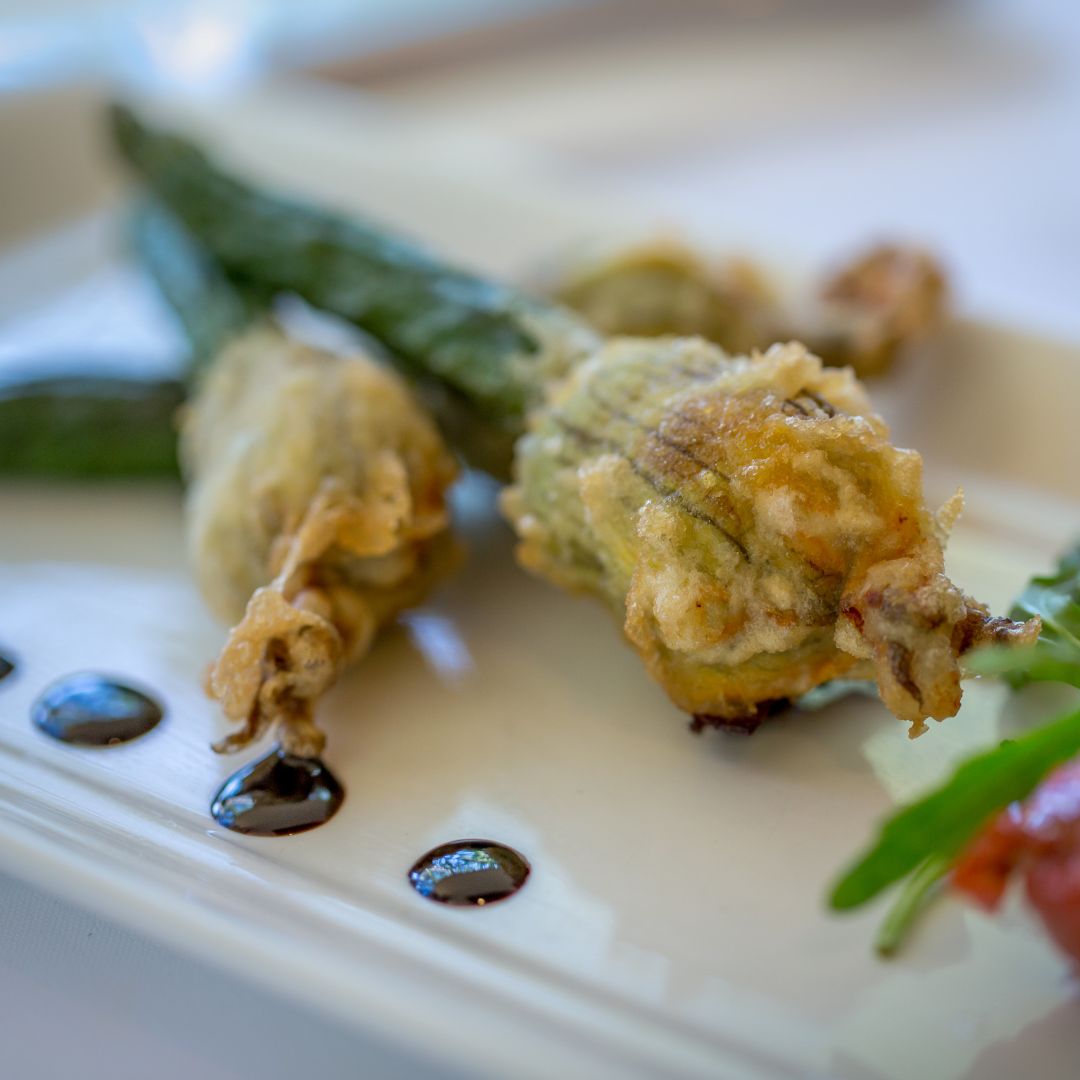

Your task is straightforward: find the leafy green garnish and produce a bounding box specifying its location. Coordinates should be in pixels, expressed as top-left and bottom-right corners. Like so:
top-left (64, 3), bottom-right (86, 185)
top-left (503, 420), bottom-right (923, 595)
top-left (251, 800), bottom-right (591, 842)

top-left (991, 542), bottom-right (1080, 689)
top-left (873, 855), bottom-right (950, 957)
top-left (829, 703), bottom-right (1080, 910)
top-left (828, 542), bottom-right (1080, 951)
top-left (967, 644), bottom-right (1080, 688)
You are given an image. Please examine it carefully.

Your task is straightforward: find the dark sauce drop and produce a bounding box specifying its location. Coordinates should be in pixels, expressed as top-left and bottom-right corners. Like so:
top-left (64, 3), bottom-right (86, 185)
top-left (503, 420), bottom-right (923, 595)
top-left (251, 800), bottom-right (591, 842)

top-left (32, 673), bottom-right (163, 746)
top-left (210, 747), bottom-right (344, 836)
top-left (0, 653), bottom-right (14, 683)
top-left (408, 840), bottom-right (530, 906)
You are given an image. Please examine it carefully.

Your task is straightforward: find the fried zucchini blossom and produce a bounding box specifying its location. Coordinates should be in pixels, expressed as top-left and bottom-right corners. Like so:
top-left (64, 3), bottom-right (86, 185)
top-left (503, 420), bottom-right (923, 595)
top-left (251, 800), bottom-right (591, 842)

top-left (547, 238), bottom-right (947, 379)
top-left (502, 337), bottom-right (1035, 732)
top-left (183, 328), bottom-right (457, 757)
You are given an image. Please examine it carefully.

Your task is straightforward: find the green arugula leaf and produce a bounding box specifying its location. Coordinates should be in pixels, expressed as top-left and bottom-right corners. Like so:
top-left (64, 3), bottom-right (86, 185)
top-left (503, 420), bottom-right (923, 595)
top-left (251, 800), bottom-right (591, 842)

top-left (999, 541), bottom-right (1080, 687)
top-left (829, 703), bottom-right (1080, 910)
top-left (967, 643), bottom-right (1080, 688)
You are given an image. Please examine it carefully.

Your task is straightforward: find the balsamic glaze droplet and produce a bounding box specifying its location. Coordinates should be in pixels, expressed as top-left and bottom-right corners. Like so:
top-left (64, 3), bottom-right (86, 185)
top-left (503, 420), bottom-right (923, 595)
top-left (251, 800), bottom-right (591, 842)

top-left (0, 653), bottom-right (14, 683)
top-left (32, 673), bottom-right (163, 746)
top-left (211, 747), bottom-right (344, 836)
top-left (408, 840), bottom-right (530, 906)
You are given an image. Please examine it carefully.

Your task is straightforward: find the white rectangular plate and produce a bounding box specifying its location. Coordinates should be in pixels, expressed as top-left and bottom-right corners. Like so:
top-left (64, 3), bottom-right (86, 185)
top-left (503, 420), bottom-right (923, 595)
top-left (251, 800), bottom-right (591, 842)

top-left (1, 85), bottom-right (1079, 1080)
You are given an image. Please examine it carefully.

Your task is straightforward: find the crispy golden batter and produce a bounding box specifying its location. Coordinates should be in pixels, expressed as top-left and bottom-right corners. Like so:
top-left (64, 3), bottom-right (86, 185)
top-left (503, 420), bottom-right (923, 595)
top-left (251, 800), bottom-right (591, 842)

top-left (503, 338), bottom-right (1036, 732)
top-left (183, 327), bottom-right (458, 755)
top-left (549, 240), bottom-right (947, 378)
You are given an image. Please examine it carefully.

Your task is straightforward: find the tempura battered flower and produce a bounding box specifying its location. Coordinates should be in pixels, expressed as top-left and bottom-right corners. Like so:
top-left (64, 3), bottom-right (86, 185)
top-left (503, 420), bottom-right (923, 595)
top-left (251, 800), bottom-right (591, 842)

top-left (547, 239), bottom-right (947, 379)
top-left (183, 327), bottom-right (457, 756)
top-left (503, 339), bottom-right (1037, 732)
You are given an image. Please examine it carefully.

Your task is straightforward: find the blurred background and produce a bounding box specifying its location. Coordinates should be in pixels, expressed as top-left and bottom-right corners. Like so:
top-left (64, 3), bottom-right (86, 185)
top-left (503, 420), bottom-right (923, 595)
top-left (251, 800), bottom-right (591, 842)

top-left (1, 0), bottom-right (1078, 336)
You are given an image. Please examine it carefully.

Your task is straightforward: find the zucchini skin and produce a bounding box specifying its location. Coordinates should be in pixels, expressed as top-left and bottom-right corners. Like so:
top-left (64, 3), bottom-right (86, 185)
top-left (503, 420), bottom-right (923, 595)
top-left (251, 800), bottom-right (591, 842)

top-left (131, 199), bottom-right (265, 375)
top-left (0, 205), bottom-right (262, 481)
top-left (0, 370), bottom-right (183, 478)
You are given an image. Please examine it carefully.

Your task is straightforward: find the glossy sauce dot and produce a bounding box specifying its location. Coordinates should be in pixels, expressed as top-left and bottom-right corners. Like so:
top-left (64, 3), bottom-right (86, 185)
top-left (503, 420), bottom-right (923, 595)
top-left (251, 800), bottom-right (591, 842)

top-left (32, 673), bottom-right (163, 746)
top-left (0, 653), bottom-right (13, 683)
top-left (408, 840), bottom-right (530, 906)
top-left (211, 746), bottom-right (344, 836)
